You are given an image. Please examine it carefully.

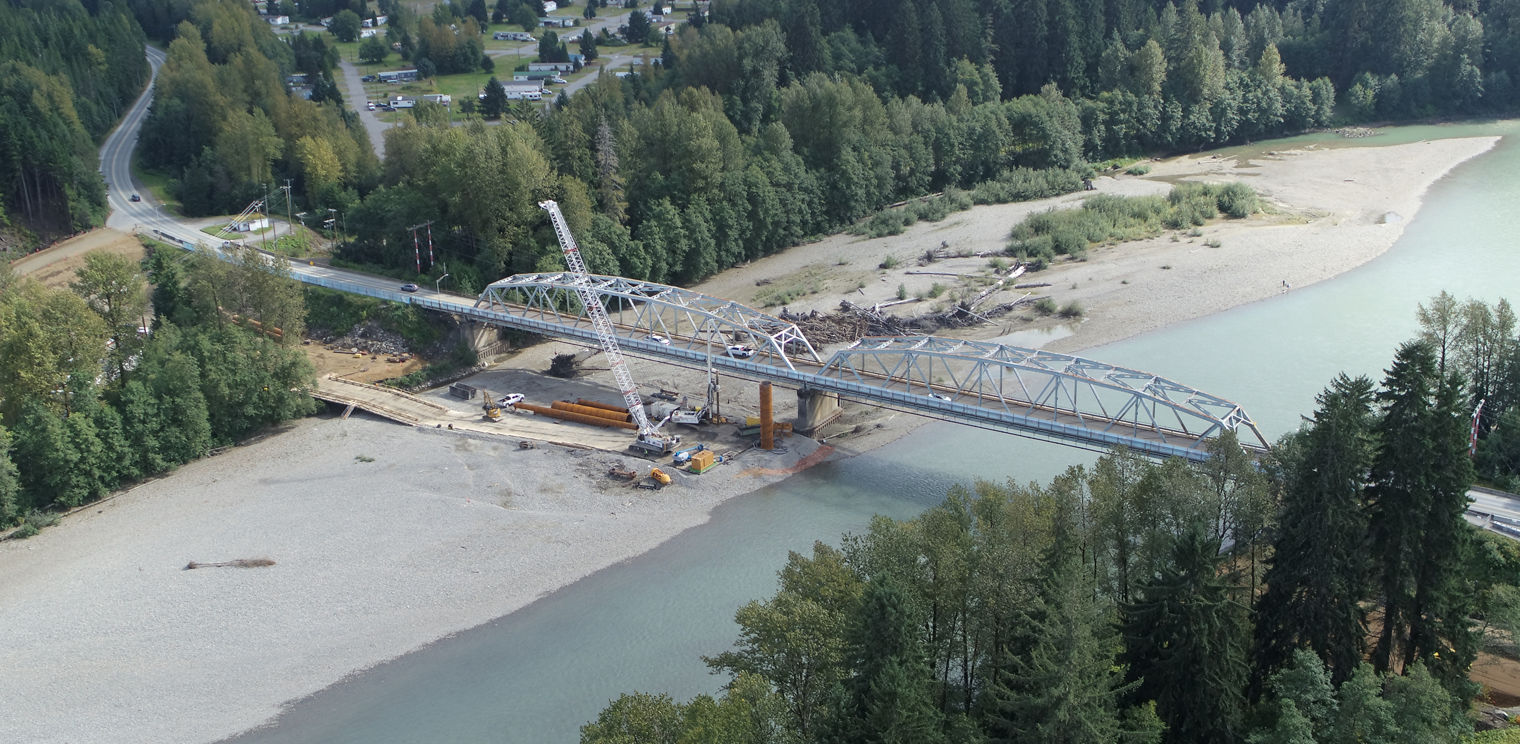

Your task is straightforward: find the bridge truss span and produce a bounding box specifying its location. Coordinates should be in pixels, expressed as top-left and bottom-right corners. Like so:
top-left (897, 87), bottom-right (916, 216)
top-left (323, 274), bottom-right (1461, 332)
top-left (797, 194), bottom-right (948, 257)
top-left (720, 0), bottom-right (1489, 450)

top-left (475, 273), bottom-right (822, 370)
top-left (819, 336), bottom-right (1270, 458)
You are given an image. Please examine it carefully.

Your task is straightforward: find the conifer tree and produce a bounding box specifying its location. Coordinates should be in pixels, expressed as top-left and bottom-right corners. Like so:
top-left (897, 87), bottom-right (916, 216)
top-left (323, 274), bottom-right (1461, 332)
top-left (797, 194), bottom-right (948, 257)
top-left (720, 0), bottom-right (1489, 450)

top-left (1254, 374), bottom-right (1377, 686)
top-left (830, 574), bottom-right (945, 744)
top-left (1368, 341), bottom-right (1479, 702)
top-left (1120, 524), bottom-right (1249, 744)
top-left (983, 491), bottom-right (1131, 743)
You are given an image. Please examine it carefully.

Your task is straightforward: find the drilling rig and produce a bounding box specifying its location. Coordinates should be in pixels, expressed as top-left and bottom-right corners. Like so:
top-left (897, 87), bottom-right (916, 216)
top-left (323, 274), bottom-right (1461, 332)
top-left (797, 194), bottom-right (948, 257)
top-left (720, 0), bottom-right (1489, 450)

top-left (539, 200), bottom-right (680, 456)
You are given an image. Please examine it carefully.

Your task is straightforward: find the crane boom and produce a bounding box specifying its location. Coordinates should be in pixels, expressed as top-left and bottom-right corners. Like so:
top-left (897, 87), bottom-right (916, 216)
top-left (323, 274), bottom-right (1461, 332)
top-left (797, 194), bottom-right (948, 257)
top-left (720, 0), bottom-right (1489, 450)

top-left (539, 200), bottom-right (676, 453)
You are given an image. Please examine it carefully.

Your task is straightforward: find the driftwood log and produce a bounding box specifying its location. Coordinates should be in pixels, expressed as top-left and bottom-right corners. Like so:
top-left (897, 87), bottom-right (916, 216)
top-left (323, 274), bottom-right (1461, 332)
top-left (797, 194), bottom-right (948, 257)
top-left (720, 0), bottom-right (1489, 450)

top-left (184, 558), bottom-right (276, 570)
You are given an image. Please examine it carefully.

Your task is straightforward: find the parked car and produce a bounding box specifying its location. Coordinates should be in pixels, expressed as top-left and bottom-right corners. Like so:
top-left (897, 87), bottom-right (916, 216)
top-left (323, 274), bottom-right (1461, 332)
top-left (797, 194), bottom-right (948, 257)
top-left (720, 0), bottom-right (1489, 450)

top-left (499, 393), bottom-right (524, 407)
top-left (726, 345), bottom-right (755, 359)
top-left (129, 193), bottom-right (141, 202)
top-left (367, 101), bottom-right (376, 110)
top-left (929, 392), bottom-right (952, 402)
top-left (647, 334), bottom-right (671, 345)
top-left (400, 283), bottom-right (420, 292)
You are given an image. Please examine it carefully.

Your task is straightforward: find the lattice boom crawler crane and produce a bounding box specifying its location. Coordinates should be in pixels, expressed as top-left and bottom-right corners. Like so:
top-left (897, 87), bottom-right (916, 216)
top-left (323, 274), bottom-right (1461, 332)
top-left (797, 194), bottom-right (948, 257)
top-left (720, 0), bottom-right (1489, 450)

top-left (539, 200), bottom-right (680, 455)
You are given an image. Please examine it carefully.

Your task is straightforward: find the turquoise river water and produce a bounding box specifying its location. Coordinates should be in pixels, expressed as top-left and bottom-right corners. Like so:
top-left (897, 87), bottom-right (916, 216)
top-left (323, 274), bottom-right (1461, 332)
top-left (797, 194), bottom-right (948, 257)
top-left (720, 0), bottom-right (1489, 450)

top-left (224, 120), bottom-right (1520, 743)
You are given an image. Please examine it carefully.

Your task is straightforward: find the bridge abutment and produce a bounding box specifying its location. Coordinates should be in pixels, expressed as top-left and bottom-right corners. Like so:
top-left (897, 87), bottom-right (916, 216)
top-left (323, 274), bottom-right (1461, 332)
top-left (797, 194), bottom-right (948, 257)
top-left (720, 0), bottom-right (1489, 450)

top-left (464, 320), bottom-right (515, 361)
top-left (794, 387), bottom-right (842, 435)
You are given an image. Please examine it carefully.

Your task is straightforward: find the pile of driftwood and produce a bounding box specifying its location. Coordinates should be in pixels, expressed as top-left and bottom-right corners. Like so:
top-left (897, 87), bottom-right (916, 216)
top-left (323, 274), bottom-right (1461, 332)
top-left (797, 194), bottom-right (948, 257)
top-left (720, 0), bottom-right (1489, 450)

top-left (779, 263), bottom-right (1058, 342)
top-left (779, 307), bottom-right (874, 344)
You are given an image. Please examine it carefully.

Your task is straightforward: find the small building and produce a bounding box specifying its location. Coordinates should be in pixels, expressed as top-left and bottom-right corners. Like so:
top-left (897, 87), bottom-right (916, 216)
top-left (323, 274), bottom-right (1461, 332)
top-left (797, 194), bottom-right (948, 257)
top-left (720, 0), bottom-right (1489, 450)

top-left (421, 93), bottom-right (452, 105)
top-left (359, 28), bottom-right (378, 38)
top-left (377, 69), bottom-right (419, 83)
top-left (266, 15), bottom-right (290, 25)
top-left (285, 73), bottom-right (309, 86)
top-left (527, 61), bottom-right (576, 73)
top-left (542, 1), bottom-right (558, 11)
top-left (230, 217), bottom-right (270, 232)
top-left (493, 31), bottom-right (535, 41)
top-left (389, 96), bottom-right (416, 109)
top-left (484, 82), bottom-right (544, 101)
top-left (320, 16), bottom-right (333, 27)
top-left (539, 17), bottom-right (576, 27)
top-left (513, 72), bottom-right (561, 83)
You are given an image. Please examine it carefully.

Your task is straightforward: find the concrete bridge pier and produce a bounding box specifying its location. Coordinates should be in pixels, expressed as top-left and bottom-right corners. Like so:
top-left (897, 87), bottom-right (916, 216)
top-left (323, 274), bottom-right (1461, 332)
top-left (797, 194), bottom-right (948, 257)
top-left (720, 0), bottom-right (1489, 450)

top-left (794, 387), bottom-right (842, 435)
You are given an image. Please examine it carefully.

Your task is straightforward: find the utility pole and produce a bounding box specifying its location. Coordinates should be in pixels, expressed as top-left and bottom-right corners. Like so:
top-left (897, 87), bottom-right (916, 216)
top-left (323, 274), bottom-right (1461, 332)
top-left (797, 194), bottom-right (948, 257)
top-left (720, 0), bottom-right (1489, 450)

top-left (407, 220), bottom-right (436, 273)
top-left (259, 189), bottom-right (268, 253)
top-left (283, 179), bottom-right (294, 244)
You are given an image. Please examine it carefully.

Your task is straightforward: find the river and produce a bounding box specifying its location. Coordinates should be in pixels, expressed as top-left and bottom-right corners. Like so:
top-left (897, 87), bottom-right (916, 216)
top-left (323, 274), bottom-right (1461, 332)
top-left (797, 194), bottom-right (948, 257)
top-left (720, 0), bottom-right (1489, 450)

top-left (223, 120), bottom-right (1520, 743)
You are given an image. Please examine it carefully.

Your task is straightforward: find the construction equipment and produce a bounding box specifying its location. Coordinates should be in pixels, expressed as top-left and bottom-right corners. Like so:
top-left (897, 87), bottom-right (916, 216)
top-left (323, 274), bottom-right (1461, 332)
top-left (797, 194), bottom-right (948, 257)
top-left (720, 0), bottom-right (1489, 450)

top-left (672, 443), bottom-right (706, 465)
top-left (481, 390), bottom-right (503, 421)
top-left (688, 449), bottom-right (718, 473)
top-left (540, 200), bottom-right (680, 456)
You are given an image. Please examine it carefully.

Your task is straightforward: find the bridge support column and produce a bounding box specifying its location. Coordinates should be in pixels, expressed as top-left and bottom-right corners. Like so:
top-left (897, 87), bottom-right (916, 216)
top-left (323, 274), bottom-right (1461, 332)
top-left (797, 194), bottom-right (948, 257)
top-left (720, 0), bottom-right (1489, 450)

top-left (794, 387), bottom-right (842, 435)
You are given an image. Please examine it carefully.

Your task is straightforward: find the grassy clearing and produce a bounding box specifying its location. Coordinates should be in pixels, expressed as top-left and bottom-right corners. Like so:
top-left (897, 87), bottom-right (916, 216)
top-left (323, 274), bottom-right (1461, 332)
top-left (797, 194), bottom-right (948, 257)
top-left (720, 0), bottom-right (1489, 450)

top-left (1007, 182), bottom-right (1261, 269)
top-left (131, 166), bottom-right (181, 213)
top-left (754, 277), bottom-right (824, 308)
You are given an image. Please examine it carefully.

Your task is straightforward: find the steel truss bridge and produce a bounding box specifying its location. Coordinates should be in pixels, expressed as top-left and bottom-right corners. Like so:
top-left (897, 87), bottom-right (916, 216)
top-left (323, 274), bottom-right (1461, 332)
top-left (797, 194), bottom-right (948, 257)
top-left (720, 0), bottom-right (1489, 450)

top-left (155, 232), bottom-right (1266, 462)
top-left (472, 273), bottom-right (1269, 462)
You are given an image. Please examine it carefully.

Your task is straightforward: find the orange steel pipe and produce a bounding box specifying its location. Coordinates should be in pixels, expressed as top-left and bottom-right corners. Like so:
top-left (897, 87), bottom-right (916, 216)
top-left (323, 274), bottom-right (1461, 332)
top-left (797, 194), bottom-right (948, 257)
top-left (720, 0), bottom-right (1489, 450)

top-left (760, 381), bottom-right (774, 450)
top-left (552, 400), bottom-right (633, 422)
top-left (517, 401), bottom-right (638, 429)
top-left (575, 398), bottom-right (629, 413)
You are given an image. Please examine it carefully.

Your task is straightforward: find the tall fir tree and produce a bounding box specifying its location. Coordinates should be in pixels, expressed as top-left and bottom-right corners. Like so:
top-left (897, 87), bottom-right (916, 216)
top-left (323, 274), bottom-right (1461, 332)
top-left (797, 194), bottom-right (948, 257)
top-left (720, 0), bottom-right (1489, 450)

top-left (982, 489), bottom-right (1133, 743)
top-left (1254, 374), bottom-right (1377, 687)
top-left (1368, 340), bottom-right (1480, 703)
top-left (828, 574), bottom-right (946, 744)
top-left (1120, 524), bottom-right (1250, 744)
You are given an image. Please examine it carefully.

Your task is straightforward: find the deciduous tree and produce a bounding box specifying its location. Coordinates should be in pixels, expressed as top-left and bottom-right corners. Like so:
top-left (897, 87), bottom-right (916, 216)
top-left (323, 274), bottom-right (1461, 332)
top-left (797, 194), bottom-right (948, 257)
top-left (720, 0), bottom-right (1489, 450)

top-left (70, 251), bottom-right (149, 380)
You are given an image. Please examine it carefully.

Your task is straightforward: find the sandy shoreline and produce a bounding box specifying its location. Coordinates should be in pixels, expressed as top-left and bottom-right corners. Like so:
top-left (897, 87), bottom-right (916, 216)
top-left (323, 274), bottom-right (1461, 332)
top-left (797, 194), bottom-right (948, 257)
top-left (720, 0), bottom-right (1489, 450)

top-left (0, 131), bottom-right (1503, 744)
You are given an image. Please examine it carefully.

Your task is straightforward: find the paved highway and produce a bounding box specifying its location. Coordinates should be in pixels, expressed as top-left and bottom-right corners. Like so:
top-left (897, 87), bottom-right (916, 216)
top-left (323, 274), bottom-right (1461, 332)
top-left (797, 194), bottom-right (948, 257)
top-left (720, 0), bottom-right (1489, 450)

top-left (1468, 486), bottom-right (1520, 541)
top-left (102, 45), bottom-right (166, 232)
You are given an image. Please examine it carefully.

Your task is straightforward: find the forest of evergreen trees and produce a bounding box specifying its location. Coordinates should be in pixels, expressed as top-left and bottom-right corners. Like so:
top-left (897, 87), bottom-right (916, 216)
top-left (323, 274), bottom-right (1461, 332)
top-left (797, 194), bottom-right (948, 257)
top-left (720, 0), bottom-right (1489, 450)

top-left (0, 0), bottom-right (148, 240)
top-left (102, 0), bottom-right (1515, 302)
top-left (577, 303), bottom-right (1520, 742)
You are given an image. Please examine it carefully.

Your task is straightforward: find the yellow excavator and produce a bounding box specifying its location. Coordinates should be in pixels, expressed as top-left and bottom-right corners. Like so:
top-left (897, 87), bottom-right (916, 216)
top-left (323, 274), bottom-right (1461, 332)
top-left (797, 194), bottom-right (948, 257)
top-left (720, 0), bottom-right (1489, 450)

top-left (481, 390), bottom-right (503, 421)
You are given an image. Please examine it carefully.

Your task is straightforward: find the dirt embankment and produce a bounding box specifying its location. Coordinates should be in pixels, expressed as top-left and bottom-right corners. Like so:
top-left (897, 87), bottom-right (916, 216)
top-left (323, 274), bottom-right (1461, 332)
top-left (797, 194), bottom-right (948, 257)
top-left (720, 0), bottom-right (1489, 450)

top-left (8, 228), bottom-right (144, 288)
